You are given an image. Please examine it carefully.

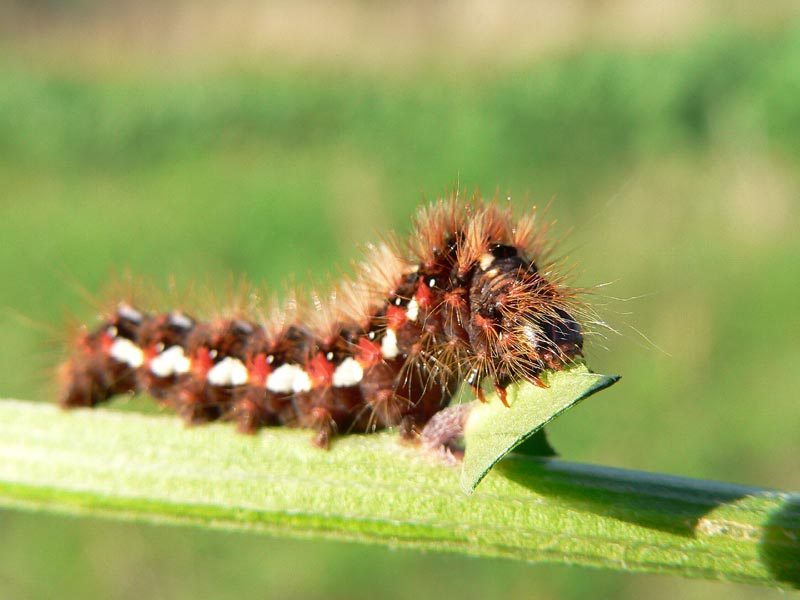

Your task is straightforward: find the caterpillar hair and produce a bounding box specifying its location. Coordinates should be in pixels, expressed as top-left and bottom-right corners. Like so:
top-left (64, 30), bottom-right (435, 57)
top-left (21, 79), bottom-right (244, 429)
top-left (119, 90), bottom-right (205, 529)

top-left (58, 193), bottom-right (588, 452)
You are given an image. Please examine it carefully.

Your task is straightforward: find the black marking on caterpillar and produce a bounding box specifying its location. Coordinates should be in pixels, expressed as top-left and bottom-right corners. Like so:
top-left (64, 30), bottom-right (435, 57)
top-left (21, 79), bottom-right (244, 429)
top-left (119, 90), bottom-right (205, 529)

top-left (58, 194), bottom-right (587, 452)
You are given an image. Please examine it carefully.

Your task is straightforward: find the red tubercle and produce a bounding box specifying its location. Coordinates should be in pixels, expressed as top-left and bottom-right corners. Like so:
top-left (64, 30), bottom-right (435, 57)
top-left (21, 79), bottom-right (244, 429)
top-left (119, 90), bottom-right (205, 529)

top-left (355, 337), bottom-right (382, 368)
top-left (247, 353), bottom-right (272, 386)
top-left (386, 305), bottom-right (407, 330)
top-left (307, 352), bottom-right (335, 387)
top-left (473, 312), bottom-right (493, 332)
top-left (193, 347), bottom-right (214, 377)
top-left (444, 289), bottom-right (467, 310)
top-left (142, 344), bottom-right (160, 363)
top-left (99, 331), bottom-right (114, 354)
top-left (415, 279), bottom-right (434, 309)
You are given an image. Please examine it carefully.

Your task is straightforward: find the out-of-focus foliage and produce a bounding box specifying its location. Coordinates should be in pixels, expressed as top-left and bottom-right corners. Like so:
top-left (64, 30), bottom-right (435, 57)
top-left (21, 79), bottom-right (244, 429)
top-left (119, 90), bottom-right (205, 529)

top-left (0, 3), bottom-right (798, 599)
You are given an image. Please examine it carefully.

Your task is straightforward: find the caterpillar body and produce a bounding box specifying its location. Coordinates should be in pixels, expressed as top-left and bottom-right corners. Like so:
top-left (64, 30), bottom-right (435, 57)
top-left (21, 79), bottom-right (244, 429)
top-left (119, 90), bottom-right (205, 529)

top-left (58, 195), bottom-right (585, 452)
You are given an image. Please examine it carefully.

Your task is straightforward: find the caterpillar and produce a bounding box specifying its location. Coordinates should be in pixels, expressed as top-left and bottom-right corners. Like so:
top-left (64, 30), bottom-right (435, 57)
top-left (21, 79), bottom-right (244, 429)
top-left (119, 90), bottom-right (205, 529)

top-left (57, 194), bottom-right (586, 453)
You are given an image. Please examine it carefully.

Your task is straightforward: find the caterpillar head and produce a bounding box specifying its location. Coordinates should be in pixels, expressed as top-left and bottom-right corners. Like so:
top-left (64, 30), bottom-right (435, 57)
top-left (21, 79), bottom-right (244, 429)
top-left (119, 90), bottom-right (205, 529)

top-left (468, 244), bottom-right (584, 385)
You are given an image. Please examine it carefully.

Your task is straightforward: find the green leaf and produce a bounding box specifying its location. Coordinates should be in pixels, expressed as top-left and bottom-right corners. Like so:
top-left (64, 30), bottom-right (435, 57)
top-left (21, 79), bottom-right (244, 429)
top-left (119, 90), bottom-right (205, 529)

top-left (461, 363), bottom-right (620, 493)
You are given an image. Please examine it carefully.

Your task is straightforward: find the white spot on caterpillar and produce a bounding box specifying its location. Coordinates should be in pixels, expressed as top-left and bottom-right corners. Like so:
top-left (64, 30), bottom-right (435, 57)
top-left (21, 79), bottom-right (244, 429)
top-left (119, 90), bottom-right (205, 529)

top-left (117, 304), bottom-right (143, 323)
top-left (169, 312), bottom-right (193, 329)
top-left (267, 363), bottom-right (312, 394)
top-left (406, 298), bottom-right (419, 322)
top-left (207, 357), bottom-right (249, 387)
top-left (292, 370), bottom-right (312, 393)
top-left (332, 357), bottom-right (364, 387)
top-left (381, 329), bottom-right (399, 359)
top-left (109, 338), bottom-right (144, 368)
top-left (266, 364), bottom-right (293, 393)
top-left (106, 326), bottom-right (118, 338)
top-left (479, 253), bottom-right (494, 271)
top-left (149, 345), bottom-right (191, 378)
top-left (326, 351), bottom-right (334, 361)
top-left (209, 349), bottom-right (218, 359)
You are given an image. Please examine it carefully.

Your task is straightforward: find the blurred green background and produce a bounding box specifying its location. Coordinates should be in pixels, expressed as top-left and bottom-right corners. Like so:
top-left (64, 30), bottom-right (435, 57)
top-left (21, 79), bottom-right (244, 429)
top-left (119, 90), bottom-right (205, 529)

top-left (1, 1), bottom-right (799, 598)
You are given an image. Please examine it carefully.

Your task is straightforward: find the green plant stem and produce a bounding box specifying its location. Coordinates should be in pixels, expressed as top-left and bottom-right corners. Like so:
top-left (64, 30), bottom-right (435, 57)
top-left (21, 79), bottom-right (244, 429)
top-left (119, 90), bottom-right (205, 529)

top-left (0, 400), bottom-right (797, 588)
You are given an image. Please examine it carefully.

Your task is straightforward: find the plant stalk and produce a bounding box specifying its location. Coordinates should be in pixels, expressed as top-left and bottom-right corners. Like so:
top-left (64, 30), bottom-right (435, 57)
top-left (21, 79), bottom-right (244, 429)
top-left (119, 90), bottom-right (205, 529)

top-left (0, 400), bottom-right (796, 588)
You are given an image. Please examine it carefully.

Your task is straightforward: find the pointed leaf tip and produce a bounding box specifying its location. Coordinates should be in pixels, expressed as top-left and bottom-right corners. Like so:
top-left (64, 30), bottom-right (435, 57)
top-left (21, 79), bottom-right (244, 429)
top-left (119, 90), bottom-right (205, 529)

top-left (461, 363), bottom-right (620, 493)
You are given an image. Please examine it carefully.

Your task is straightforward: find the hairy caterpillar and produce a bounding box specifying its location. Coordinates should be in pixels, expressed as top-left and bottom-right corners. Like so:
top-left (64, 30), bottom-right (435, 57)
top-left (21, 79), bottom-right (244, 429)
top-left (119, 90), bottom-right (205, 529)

top-left (58, 194), bottom-right (586, 452)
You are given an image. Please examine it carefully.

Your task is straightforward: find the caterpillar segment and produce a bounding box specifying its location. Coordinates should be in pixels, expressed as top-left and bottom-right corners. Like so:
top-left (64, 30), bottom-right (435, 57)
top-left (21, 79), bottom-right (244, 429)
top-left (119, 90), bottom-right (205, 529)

top-left (58, 195), bottom-right (585, 450)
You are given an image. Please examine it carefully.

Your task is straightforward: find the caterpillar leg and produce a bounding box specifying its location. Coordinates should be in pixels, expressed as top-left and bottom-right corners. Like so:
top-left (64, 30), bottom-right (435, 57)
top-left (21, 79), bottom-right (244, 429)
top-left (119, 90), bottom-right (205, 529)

top-left (309, 407), bottom-right (337, 449)
top-left (231, 388), bottom-right (278, 434)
